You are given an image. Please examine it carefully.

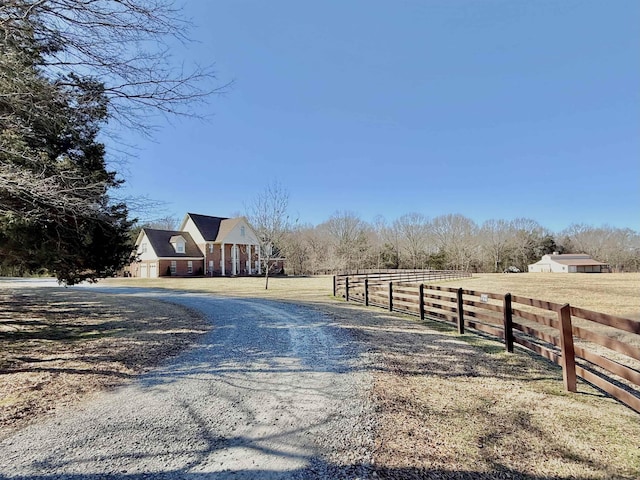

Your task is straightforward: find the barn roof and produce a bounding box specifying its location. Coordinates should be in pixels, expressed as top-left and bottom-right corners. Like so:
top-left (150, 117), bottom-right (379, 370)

top-left (552, 258), bottom-right (608, 266)
top-left (531, 253), bottom-right (609, 267)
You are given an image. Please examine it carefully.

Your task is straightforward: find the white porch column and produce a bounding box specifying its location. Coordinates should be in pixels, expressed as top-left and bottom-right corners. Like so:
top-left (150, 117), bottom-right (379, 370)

top-left (221, 243), bottom-right (226, 276)
top-left (246, 245), bottom-right (251, 274)
top-left (257, 244), bottom-right (262, 274)
top-left (232, 243), bottom-right (237, 275)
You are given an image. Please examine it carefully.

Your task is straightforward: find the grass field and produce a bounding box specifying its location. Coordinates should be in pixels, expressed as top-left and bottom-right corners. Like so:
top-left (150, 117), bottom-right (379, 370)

top-left (103, 272), bottom-right (640, 319)
top-left (439, 272), bottom-right (640, 319)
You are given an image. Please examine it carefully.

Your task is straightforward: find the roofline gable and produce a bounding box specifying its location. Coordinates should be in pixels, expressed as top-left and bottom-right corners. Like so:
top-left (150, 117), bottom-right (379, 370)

top-left (215, 217), bottom-right (259, 245)
top-left (183, 212), bottom-right (230, 242)
top-left (136, 229), bottom-right (159, 257)
top-left (178, 213), bottom-right (191, 232)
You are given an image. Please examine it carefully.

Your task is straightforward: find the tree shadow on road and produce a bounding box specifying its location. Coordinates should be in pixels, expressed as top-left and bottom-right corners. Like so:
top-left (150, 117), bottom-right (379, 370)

top-left (0, 463), bottom-right (617, 480)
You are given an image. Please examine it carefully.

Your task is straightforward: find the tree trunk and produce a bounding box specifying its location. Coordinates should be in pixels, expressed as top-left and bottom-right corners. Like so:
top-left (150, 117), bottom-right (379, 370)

top-left (264, 264), bottom-right (270, 290)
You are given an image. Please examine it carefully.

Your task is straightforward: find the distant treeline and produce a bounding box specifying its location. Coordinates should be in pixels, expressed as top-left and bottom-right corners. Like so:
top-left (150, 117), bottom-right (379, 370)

top-left (278, 212), bottom-right (640, 275)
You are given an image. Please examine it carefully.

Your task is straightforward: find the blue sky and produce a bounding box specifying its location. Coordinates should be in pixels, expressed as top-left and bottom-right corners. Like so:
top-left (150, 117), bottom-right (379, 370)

top-left (113, 0), bottom-right (639, 232)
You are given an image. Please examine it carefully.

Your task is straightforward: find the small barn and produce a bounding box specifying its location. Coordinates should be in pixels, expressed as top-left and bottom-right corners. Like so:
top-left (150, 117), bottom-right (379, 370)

top-left (528, 253), bottom-right (609, 273)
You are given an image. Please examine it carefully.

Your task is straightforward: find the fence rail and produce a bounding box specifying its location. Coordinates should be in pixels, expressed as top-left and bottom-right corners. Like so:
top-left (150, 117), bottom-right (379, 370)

top-left (334, 273), bottom-right (640, 413)
top-left (333, 269), bottom-right (472, 297)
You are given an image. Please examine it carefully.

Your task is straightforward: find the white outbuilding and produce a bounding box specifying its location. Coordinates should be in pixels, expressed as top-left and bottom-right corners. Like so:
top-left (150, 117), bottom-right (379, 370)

top-left (528, 253), bottom-right (609, 273)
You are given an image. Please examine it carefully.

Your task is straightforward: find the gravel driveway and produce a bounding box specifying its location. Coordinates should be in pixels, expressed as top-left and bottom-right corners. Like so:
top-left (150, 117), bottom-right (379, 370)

top-left (0, 288), bottom-right (375, 479)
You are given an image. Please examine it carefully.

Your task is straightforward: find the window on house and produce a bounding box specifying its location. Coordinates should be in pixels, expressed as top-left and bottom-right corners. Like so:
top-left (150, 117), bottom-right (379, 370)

top-left (240, 226), bottom-right (246, 237)
top-left (209, 244), bottom-right (214, 253)
top-left (176, 242), bottom-right (185, 253)
top-left (140, 243), bottom-right (147, 253)
top-left (170, 261), bottom-right (177, 274)
top-left (187, 261), bottom-right (193, 274)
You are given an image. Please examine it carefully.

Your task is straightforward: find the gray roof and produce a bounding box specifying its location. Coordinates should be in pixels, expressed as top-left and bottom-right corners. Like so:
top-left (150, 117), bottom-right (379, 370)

top-left (186, 213), bottom-right (229, 241)
top-left (142, 229), bottom-right (202, 258)
top-left (531, 253), bottom-right (609, 267)
top-left (553, 258), bottom-right (608, 266)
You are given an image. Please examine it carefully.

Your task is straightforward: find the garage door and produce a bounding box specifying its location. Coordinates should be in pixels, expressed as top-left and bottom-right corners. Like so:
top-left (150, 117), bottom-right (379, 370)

top-left (140, 264), bottom-right (148, 278)
top-left (149, 263), bottom-right (157, 278)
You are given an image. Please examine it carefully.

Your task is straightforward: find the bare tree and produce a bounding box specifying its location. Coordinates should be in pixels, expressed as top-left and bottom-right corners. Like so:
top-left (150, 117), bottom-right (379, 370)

top-left (145, 215), bottom-right (180, 231)
top-left (431, 214), bottom-right (478, 271)
top-left (281, 224), bottom-right (312, 275)
top-left (561, 224), bottom-right (640, 272)
top-left (479, 219), bottom-right (512, 272)
top-left (371, 215), bottom-right (400, 269)
top-left (246, 183), bottom-right (290, 289)
top-left (0, 0), bottom-right (225, 132)
top-left (304, 225), bottom-right (332, 274)
top-left (507, 218), bottom-right (545, 271)
top-left (323, 211), bottom-right (371, 273)
top-left (394, 212), bottom-right (430, 269)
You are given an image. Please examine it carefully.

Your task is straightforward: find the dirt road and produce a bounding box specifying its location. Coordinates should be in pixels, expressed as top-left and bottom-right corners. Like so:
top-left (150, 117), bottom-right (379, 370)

top-left (0, 288), bottom-right (375, 479)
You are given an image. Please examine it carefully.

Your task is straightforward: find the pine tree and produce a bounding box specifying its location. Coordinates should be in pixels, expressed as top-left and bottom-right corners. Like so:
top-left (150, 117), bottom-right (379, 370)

top-left (0, 12), bottom-right (133, 284)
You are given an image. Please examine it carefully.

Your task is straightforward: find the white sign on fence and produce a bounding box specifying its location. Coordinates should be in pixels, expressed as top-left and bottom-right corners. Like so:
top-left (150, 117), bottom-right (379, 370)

top-left (480, 294), bottom-right (489, 303)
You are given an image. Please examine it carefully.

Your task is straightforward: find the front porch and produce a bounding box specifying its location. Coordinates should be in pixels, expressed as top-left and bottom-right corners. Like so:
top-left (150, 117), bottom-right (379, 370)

top-left (204, 243), bottom-right (262, 276)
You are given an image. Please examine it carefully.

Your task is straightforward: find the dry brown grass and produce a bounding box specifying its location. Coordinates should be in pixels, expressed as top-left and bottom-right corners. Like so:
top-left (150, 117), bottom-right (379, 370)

top-left (103, 272), bottom-right (640, 318)
top-left (441, 272), bottom-right (640, 319)
top-left (0, 286), bottom-right (210, 440)
top-left (318, 302), bottom-right (640, 480)
top-left (101, 275), bottom-right (333, 302)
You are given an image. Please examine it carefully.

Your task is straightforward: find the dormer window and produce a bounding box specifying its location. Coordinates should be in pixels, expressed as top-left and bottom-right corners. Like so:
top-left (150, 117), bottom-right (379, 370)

top-left (169, 235), bottom-right (186, 254)
top-left (240, 226), bottom-right (246, 237)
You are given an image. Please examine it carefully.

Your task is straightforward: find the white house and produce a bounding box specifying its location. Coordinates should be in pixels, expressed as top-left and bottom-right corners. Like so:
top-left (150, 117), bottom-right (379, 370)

top-left (130, 213), bottom-right (262, 278)
top-left (528, 253), bottom-right (609, 273)
top-left (180, 213), bottom-right (262, 277)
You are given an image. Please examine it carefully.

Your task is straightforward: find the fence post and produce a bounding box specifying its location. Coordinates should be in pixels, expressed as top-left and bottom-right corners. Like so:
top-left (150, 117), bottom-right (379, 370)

top-left (364, 278), bottom-right (369, 307)
top-left (558, 304), bottom-right (577, 392)
top-left (333, 276), bottom-right (336, 297)
top-left (345, 277), bottom-right (349, 302)
top-left (456, 288), bottom-right (465, 334)
top-left (419, 284), bottom-right (425, 320)
top-left (388, 282), bottom-right (393, 311)
top-left (503, 293), bottom-right (514, 353)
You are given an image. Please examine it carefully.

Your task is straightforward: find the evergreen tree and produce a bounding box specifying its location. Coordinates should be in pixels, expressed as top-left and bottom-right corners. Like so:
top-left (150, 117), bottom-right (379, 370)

top-left (0, 10), bottom-right (133, 284)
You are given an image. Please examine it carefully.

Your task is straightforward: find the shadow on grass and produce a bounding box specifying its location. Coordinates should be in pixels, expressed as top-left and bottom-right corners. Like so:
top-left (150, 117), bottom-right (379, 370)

top-left (308, 301), bottom-right (570, 387)
top-left (0, 287), bottom-right (209, 375)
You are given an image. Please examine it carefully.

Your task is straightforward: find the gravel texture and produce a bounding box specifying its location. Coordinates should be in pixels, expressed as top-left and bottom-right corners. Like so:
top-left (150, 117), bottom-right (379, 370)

top-left (0, 288), bottom-right (376, 479)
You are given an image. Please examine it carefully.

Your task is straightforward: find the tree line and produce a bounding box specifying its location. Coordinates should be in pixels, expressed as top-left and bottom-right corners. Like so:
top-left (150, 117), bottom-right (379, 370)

top-left (279, 212), bottom-right (640, 275)
top-left (131, 200), bottom-right (640, 277)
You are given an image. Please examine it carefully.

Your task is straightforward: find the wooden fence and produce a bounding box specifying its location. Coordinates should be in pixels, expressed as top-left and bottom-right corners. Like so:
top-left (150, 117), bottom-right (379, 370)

top-left (333, 270), bottom-right (472, 297)
top-left (335, 274), bottom-right (640, 413)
